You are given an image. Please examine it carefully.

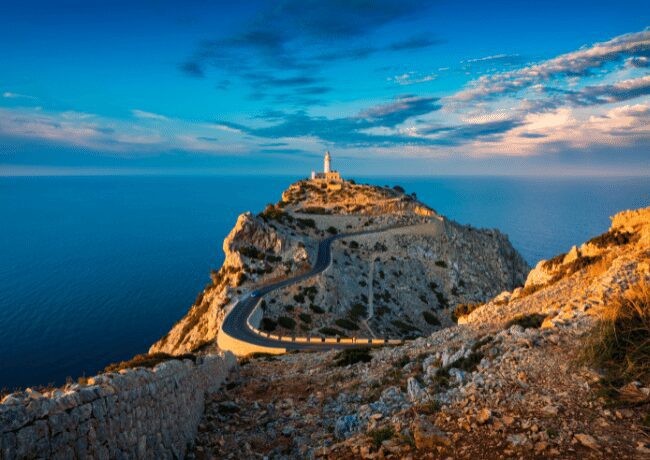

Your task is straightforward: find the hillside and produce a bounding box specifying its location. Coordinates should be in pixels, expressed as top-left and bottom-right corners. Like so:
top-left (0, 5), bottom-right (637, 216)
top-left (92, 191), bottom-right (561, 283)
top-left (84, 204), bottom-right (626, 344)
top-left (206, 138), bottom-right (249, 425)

top-left (150, 178), bottom-right (529, 355)
top-left (190, 206), bottom-right (650, 459)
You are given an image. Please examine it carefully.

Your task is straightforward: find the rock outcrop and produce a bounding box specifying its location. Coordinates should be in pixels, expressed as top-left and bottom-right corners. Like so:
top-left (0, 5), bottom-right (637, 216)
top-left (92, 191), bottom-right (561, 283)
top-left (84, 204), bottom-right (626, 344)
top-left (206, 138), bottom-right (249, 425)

top-left (190, 206), bottom-right (650, 460)
top-left (151, 179), bottom-right (529, 354)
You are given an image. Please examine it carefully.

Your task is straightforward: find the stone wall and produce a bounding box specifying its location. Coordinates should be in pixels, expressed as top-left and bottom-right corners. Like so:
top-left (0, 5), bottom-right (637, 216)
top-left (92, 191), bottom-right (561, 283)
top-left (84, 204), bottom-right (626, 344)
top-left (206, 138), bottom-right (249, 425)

top-left (0, 352), bottom-right (237, 459)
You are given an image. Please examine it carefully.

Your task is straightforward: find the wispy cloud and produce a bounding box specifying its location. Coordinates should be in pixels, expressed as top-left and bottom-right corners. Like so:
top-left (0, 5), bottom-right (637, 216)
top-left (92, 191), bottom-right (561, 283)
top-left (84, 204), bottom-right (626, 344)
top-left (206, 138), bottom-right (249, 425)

top-left (388, 72), bottom-right (437, 85)
top-left (179, 0), bottom-right (439, 108)
top-left (452, 30), bottom-right (650, 103)
top-left (3, 91), bottom-right (37, 100)
top-left (131, 109), bottom-right (168, 120)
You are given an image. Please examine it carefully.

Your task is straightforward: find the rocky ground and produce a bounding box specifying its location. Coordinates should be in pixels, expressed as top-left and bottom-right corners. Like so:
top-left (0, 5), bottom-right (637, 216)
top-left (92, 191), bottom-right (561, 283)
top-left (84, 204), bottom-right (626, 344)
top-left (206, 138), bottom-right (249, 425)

top-left (188, 206), bottom-right (650, 459)
top-left (190, 318), bottom-right (649, 459)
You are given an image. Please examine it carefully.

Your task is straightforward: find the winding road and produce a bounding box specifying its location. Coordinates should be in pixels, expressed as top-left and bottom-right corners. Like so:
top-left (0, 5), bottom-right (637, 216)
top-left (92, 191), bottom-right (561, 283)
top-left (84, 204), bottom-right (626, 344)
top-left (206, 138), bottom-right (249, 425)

top-left (220, 226), bottom-right (409, 352)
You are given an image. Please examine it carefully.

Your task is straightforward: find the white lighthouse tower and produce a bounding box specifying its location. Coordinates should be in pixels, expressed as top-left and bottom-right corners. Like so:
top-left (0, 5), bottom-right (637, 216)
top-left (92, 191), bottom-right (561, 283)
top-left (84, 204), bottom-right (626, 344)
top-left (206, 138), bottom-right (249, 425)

top-left (324, 150), bottom-right (331, 173)
top-left (311, 150), bottom-right (340, 182)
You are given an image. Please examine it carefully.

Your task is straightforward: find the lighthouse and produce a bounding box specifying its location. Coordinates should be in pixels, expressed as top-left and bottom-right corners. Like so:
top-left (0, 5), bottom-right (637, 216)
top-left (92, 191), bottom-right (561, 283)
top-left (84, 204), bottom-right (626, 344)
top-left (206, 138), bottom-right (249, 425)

top-left (311, 150), bottom-right (341, 182)
top-left (324, 150), bottom-right (331, 173)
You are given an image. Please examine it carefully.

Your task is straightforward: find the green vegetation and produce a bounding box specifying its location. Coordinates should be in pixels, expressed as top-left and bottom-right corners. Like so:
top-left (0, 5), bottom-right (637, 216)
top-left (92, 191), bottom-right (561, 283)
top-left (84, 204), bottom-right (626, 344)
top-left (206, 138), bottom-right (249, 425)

top-left (259, 204), bottom-right (293, 224)
top-left (587, 229), bottom-right (635, 248)
top-left (435, 260), bottom-right (448, 268)
top-left (319, 327), bottom-right (345, 336)
top-left (239, 245), bottom-right (264, 260)
top-left (582, 282), bottom-right (650, 390)
top-left (349, 241), bottom-right (359, 249)
top-left (452, 302), bottom-right (483, 322)
top-left (391, 319), bottom-right (420, 333)
top-left (423, 311), bottom-right (441, 326)
top-left (327, 226), bottom-right (338, 235)
top-left (335, 318), bottom-right (360, 330)
top-left (349, 303), bottom-right (367, 321)
top-left (104, 352), bottom-right (195, 373)
top-left (299, 313), bottom-right (312, 324)
top-left (543, 252), bottom-right (567, 269)
top-left (296, 217), bottom-right (316, 229)
top-left (293, 293), bottom-right (305, 303)
top-left (277, 316), bottom-right (296, 330)
top-left (301, 206), bottom-right (331, 214)
top-left (333, 347), bottom-right (373, 367)
top-left (368, 426), bottom-right (395, 450)
top-left (309, 304), bottom-right (325, 314)
top-left (261, 318), bottom-right (277, 332)
top-left (505, 313), bottom-right (546, 329)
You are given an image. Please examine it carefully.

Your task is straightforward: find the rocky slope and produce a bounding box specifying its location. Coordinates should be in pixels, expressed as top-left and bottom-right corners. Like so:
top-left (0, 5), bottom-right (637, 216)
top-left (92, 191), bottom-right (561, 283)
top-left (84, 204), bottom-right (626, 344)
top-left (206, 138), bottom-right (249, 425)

top-left (189, 206), bottom-right (650, 459)
top-left (150, 179), bottom-right (529, 354)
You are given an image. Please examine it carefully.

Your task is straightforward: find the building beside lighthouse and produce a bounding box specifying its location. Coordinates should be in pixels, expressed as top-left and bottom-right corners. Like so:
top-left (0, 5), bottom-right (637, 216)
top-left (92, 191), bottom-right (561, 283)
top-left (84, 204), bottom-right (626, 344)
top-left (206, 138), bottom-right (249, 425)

top-left (311, 150), bottom-right (341, 181)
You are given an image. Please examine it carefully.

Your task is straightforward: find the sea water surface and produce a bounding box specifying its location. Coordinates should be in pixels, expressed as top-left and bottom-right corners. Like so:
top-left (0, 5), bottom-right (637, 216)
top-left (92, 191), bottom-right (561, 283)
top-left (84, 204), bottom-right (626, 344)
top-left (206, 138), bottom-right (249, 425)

top-left (1, 175), bottom-right (648, 388)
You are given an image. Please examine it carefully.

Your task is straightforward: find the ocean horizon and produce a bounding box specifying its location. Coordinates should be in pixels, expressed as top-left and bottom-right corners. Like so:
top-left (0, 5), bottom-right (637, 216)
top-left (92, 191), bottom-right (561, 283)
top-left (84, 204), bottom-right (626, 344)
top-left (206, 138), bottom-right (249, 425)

top-left (1, 174), bottom-right (648, 389)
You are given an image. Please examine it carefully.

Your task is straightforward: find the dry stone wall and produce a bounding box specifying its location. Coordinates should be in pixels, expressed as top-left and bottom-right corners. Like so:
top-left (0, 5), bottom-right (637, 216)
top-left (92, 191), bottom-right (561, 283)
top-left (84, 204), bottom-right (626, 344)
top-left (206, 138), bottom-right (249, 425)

top-left (0, 352), bottom-right (237, 459)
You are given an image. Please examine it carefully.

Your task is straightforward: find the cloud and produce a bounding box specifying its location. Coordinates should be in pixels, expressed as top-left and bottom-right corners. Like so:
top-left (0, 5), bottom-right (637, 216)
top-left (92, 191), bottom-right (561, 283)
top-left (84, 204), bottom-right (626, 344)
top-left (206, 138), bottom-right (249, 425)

top-left (131, 109), bottom-right (168, 120)
top-left (180, 0), bottom-right (438, 107)
top-left (421, 119), bottom-right (524, 144)
top-left (3, 91), bottom-right (36, 100)
top-left (224, 96), bottom-right (441, 147)
top-left (388, 72), bottom-right (437, 85)
top-left (462, 53), bottom-right (520, 64)
top-left (453, 30), bottom-right (650, 103)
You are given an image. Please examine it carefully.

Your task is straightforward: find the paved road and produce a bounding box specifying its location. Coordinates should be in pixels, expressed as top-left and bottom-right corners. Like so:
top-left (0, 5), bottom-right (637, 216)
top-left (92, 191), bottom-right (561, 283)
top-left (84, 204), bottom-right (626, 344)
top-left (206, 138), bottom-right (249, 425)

top-left (220, 226), bottom-right (406, 351)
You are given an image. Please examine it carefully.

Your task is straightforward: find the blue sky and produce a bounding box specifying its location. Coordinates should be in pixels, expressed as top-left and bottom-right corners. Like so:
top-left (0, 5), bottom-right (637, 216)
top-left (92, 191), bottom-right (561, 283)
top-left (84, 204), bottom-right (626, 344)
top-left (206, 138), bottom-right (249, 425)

top-left (1, 0), bottom-right (649, 176)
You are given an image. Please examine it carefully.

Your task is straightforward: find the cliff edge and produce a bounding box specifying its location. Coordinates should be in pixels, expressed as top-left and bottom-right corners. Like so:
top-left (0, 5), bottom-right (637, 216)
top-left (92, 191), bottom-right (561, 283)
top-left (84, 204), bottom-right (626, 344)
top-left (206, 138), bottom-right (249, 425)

top-left (150, 179), bottom-right (530, 355)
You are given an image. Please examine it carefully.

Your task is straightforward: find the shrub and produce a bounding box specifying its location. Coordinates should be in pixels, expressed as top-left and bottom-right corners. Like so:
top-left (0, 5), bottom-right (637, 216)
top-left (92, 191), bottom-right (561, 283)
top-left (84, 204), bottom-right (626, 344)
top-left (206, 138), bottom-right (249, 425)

top-left (261, 318), bottom-right (277, 332)
top-left (104, 353), bottom-right (195, 373)
top-left (301, 206), bottom-right (330, 214)
top-left (349, 241), bottom-right (359, 249)
top-left (368, 426), bottom-right (394, 450)
top-left (335, 318), bottom-right (360, 330)
top-left (333, 347), bottom-right (372, 367)
top-left (587, 229), bottom-right (635, 248)
top-left (239, 245), bottom-right (264, 259)
top-left (435, 260), bottom-right (448, 268)
top-left (327, 226), bottom-right (338, 235)
top-left (393, 185), bottom-right (405, 193)
top-left (423, 311), bottom-right (441, 326)
top-left (582, 282), bottom-right (650, 387)
top-left (259, 205), bottom-right (292, 223)
top-left (435, 291), bottom-right (449, 309)
top-left (505, 313), bottom-right (546, 329)
top-left (293, 293), bottom-right (305, 303)
top-left (277, 316), bottom-right (296, 330)
top-left (452, 303), bottom-right (483, 322)
top-left (296, 218), bottom-right (316, 229)
top-left (543, 252), bottom-right (567, 269)
top-left (391, 320), bottom-right (419, 333)
top-left (319, 327), bottom-right (345, 336)
top-left (349, 303), bottom-right (367, 321)
top-left (309, 304), bottom-right (325, 314)
top-left (299, 313), bottom-right (312, 324)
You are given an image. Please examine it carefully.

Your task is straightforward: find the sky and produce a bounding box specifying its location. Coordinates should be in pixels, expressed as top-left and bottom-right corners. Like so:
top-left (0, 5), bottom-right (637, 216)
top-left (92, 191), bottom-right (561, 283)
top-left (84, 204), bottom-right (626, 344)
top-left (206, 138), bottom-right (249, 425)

top-left (1, 0), bottom-right (649, 176)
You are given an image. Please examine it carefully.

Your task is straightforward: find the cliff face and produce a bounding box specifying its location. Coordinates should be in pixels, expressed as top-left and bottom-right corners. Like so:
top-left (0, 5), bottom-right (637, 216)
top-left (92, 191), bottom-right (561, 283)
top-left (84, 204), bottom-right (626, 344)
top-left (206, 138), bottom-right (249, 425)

top-left (461, 206), bottom-right (650, 326)
top-left (150, 179), bottom-right (529, 354)
top-left (191, 206), bottom-right (650, 459)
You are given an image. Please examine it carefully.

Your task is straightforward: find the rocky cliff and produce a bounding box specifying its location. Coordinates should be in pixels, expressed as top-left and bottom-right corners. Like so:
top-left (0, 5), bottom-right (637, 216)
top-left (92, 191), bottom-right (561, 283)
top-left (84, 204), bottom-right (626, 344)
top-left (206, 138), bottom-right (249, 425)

top-left (189, 206), bottom-right (650, 459)
top-left (151, 179), bottom-right (529, 355)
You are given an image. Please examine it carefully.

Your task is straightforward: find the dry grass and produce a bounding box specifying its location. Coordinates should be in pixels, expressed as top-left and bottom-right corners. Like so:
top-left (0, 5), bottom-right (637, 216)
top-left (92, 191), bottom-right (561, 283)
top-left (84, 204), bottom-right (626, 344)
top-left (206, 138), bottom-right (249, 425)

top-left (583, 281), bottom-right (650, 387)
top-left (104, 352), bottom-right (196, 373)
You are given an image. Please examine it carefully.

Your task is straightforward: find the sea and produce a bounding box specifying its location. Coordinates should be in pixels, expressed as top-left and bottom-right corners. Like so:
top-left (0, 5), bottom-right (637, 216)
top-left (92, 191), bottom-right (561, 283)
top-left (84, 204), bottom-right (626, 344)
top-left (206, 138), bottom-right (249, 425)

top-left (1, 175), bottom-right (648, 389)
